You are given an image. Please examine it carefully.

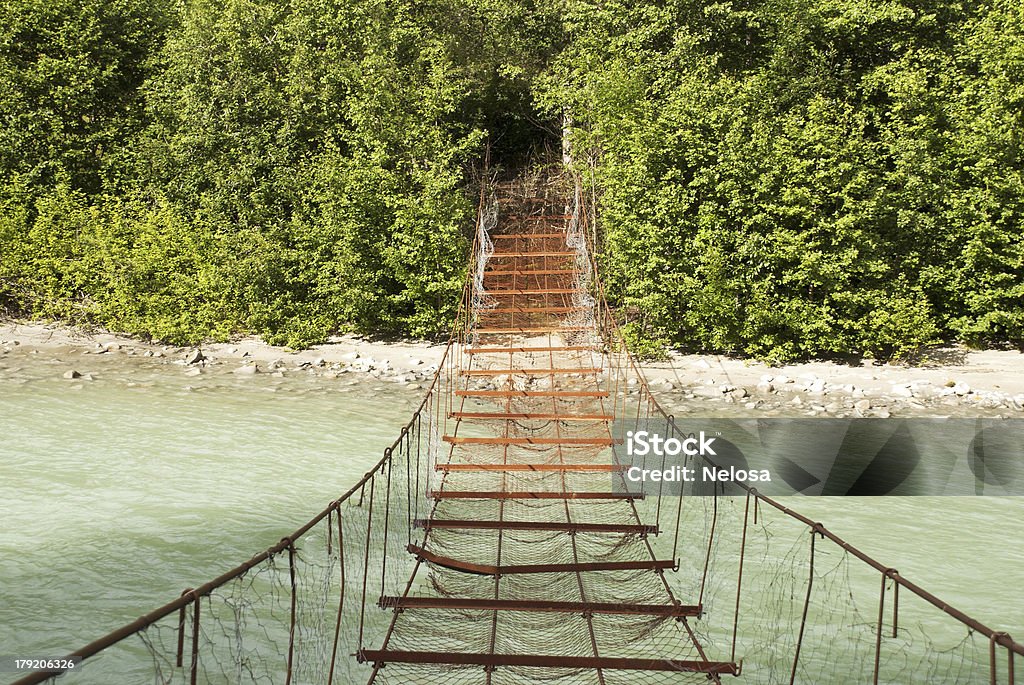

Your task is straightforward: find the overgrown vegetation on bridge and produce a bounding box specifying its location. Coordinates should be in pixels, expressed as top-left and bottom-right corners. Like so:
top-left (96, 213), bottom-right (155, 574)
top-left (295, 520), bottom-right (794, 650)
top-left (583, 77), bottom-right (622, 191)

top-left (1, 0), bottom-right (1021, 359)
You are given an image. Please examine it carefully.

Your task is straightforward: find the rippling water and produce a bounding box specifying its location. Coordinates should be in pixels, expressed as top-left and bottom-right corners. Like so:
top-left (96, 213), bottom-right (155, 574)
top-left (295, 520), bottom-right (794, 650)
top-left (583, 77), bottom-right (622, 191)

top-left (0, 357), bottom-right (419, 661)
top-left (1, 354), bottom-right (1021, 678)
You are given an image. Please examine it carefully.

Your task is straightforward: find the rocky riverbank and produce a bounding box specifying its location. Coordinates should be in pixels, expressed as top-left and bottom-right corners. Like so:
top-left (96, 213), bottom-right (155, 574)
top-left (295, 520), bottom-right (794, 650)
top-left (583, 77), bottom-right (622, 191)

top-left (2, 321), bottom-right (1022, 417)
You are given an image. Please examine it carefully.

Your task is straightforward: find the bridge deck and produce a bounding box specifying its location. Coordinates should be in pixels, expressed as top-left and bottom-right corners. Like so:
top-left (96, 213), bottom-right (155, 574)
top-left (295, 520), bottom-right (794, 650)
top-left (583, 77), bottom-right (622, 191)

top-left (365, 177), bottom-right (736, 684)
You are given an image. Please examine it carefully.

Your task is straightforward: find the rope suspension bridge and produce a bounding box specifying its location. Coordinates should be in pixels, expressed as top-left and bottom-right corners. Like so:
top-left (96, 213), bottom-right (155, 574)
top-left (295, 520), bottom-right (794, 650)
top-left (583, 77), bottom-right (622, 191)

top-left (14, 167), bottom-right (1022, 685)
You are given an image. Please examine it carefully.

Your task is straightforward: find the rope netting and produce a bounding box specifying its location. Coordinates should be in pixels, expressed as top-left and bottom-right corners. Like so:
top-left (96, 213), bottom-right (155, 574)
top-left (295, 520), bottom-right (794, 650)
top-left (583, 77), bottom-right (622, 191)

top-left (15, 165), bottom-right (1021, 685)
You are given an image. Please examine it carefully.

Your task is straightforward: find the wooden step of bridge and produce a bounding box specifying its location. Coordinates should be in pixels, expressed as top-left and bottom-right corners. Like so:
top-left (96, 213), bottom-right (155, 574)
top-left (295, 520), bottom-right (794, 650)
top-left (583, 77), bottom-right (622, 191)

top-left (479, 306), bottom-right (587, 314)
top-left (357, 651), bottom-right (738, 675)
top-left (484, 288), bottom-right (582, 295)
top-left (412, 519), bottom-right (656, 534)
top-left (455, 389), bottom-right (609, 397)
top-left (407, 544), bottom-right (671, 575)
top-left (431, 491), bottom-right (640, 500)
top-left (502, 214), bottom-right (571, 220)
top-left (450, 411), bottom-right (613, 420)
top-left (484, 268), bottom-right (580, 275)
top-left (489, 251), bottom-right (576, 258)
top-left (460, 367), bottom-right (601, 376)
top-left (378, 596), bottom-right (695, 616)
top-left (465, 345), bottom-right (597, 354)
top-left (474, 326), bottom-right (590, 335)
top-left (435, 463), bottom-right (624, 472)
top-left (442, 436), bottom-right (615, 446)
top-left (492, 233), bottom-right (565, 239)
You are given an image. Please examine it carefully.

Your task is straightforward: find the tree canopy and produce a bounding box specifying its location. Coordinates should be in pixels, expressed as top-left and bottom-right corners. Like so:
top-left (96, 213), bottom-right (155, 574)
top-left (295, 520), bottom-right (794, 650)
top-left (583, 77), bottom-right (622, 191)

top-left (1, 0), bottom-right (1021, 359)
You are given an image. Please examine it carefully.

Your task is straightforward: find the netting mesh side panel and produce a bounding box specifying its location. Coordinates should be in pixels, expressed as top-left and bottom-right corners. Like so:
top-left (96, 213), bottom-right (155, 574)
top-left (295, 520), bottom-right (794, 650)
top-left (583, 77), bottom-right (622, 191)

top-left (647, 492), bottom-right (995, 684)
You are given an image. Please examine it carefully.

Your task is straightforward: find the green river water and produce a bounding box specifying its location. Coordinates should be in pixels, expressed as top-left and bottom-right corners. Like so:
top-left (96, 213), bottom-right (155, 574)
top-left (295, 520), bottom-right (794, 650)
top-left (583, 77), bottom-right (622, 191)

top-left (1, 353), bottom-right (1022, 681)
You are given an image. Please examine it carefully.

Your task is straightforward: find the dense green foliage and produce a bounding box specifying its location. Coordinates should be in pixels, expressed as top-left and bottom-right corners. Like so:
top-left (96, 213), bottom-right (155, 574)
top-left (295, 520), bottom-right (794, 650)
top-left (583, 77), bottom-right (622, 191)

top-left (1, 0), bottom-right (1021, 358)
top-left (1, 0), bottom-right (558, 345)
top-left (541, 0), bottom-right (1024, 360)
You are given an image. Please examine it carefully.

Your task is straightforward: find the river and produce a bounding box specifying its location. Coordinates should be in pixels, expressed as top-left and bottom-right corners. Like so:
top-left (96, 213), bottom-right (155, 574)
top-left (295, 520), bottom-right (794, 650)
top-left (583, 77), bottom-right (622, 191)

top-left (1, 354), bottom-right (1021, 680)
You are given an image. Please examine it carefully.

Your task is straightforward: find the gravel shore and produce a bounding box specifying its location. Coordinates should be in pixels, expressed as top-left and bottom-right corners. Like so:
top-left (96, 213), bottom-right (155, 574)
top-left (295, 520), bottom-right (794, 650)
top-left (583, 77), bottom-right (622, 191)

top-left (3, 321), bottom-right (1021, 417)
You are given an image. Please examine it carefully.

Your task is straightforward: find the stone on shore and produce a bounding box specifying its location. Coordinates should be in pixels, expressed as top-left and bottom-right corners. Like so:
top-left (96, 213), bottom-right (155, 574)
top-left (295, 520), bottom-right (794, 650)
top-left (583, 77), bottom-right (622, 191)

top-left (63, 369), bottom-right (81, 379)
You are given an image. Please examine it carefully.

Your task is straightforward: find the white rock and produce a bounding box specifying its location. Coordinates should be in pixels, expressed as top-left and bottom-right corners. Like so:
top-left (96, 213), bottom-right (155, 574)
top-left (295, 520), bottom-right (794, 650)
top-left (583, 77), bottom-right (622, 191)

top-left (756, 382), bottom-right (775, 394)
top-left (854, 399), bottom-right (872, 412)
top-left (807, 380), bottom-right (826, 394)
top-left (891, 384), bottom-right (914, 398)
top-left (692, 386), bottom-right (723, 399)
top-left (233, 364), bottom-right (259, 376)
top-left (952, 382), bottom-right (972, 396)
top-left (63, 370), bottom-right (81, 379)
top-left (406, 383), bottom-right (421, 390)
top-left (184, 368), bottom-right (202, 377)
top-left (184, 349), bottom-right (204, 365)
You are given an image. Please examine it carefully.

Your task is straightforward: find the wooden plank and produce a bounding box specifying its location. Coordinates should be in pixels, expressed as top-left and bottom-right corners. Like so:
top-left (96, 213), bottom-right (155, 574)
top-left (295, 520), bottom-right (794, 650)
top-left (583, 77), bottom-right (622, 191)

top-left (359, 650), bottom-right (738, 674)
top-left (455, 390), bottom-right (609, 397)
top-left (465, 346), bottom-right (596, 354)
top-left (473, 326), bottom-right (589, 334)
top-left (484, 288), bottom-right (581, 295)
top-left (442, 436), bottom-right (614, 446)
top-left (485, 269), bottom-right (580, 275)
top-left (488, 251), bottom-right (576, 258)
top-left (442, 436), bottom-right (610, 446)
top-left (479, 306), bottom-right (586, 313)
top-left (450, 412), bottom-right (613, 420)
top-left (406, 545), bottom-right (671, 575)
top-left (431, 491), bottom-right (641, 500)
top-left (412, 519), bottom-right (657, 534)
top-left (460, 367), bottom-right (601, 376)
top-left (502, 214), bottom-right (571, 220)
top-left (492, 233), bottom-right (564, 239)
top-left (378, 596), bottom-right (696, 616)
top-left (435, 463), bottom-right (624, 472)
